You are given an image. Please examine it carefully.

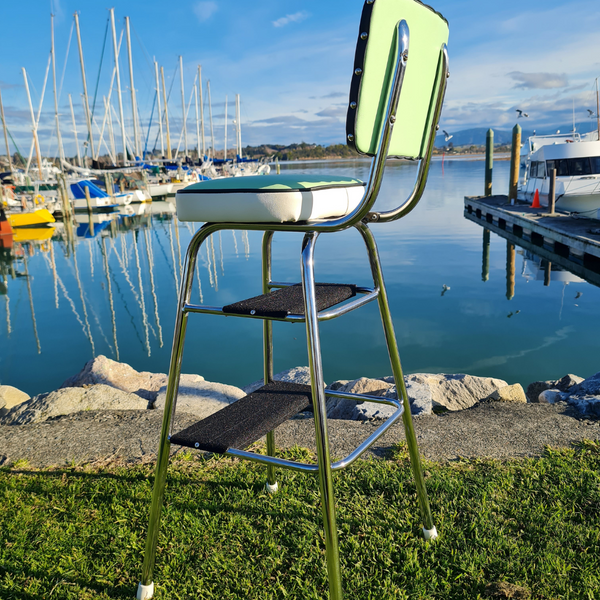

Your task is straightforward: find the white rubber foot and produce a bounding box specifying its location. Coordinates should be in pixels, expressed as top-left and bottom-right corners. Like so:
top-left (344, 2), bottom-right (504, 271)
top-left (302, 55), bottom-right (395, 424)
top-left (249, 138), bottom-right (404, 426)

top-left (265, 481), bottom-right (279, 494)
top-left (423, 526), bottom-right (438, 541)
top-left (137, 582), bottom-right (154, 600)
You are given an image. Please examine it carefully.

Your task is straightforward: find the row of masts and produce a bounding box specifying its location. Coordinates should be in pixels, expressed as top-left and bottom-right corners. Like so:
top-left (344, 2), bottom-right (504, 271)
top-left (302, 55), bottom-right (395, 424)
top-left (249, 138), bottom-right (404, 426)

top-left (0, 10), bottom-right (244, 177)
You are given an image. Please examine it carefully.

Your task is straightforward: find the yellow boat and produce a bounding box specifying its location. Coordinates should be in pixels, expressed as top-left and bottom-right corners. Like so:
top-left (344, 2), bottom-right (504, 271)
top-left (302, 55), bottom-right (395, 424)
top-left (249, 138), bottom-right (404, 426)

top-left (12, 227), bottom-right (55, 243)
top-left (8, 209), bottom-right (55, 228)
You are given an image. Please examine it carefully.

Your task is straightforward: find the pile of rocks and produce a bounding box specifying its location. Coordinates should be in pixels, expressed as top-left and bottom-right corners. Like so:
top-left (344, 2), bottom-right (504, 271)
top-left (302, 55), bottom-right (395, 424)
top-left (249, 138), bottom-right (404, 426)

top-left (1, 355), bottom-right (599, 427)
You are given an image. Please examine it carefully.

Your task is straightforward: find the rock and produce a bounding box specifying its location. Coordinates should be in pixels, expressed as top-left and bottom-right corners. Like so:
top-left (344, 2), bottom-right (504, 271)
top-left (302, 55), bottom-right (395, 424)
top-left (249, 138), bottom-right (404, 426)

top-left (527, 374), bottom-right (584, 402)
top-left (0, 386), bottom-right (30, 417)
top-left (538, 389), bottom-right (564, 404)
top-left (326, 373), bottom-right (508, 420)
top-left (555, 374), bottom-right (584, 392)
top-left (526, 380), bottom-right (554, 403)
top-left (560, 372), bottom-right (600, 416)
top-left (1, 384), bottom-right (148, 426)
top-left (242, 366), bottom-right (314, 394)
top-left (488, 383), bottom-right (527, 403)
top-left (61, 355), bottom-right (171, 402)
top-left (153, 376), bottom-right (245, 420)
top-left (566, 371), bottom-right (600, 397)
top-left (327, 378), bottom-right (396, 421)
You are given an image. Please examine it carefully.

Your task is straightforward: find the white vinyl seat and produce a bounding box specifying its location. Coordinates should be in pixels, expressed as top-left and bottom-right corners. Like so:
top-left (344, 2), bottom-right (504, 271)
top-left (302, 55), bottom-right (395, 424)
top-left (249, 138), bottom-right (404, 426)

top-left (176, 174), bottom-right (366, 223)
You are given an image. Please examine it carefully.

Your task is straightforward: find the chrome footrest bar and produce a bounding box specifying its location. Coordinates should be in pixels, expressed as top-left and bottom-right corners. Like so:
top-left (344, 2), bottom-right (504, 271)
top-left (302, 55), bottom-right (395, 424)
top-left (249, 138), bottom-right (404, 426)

top-left (226, 400), bottom-right (402, 473)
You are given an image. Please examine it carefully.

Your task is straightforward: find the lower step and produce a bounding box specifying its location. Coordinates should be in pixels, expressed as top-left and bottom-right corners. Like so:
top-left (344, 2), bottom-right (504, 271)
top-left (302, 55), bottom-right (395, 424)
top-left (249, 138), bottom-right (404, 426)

top-left (222, 283), bottom-right (357, 319)
top-left (170, 381), bottom-right (313, 454)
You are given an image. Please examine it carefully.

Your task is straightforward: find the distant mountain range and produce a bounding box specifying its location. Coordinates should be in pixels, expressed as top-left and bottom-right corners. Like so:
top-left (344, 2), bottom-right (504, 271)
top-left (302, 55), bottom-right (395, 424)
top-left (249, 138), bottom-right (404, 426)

top-left (434, 123), bottom-right (599, 148)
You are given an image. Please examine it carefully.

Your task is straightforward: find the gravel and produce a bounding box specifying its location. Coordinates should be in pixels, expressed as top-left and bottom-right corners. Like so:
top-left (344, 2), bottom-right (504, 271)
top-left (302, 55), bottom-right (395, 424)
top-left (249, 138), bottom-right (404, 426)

top-left (1, 400), bottom-right (598, 469)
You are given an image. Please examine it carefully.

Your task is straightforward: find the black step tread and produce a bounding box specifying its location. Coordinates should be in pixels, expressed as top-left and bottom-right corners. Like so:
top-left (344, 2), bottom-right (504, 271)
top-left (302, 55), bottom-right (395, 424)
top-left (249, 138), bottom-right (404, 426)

top-left (170, 381), bottom-right (313, 454)
top-left (222, 283), bottom-right (356, 319)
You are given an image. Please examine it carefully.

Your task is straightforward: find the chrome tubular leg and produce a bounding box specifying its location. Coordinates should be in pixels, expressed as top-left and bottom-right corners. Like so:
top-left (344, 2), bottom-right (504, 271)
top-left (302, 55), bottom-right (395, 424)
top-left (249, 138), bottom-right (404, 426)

top-left (139, 225), bottom-right (218, 596)
top-left (301, 232), bottom-right (343, 600)
top-left (356, 222), bottom-right (436, 539)
top-left (262, 231), bottom-right (278, 492)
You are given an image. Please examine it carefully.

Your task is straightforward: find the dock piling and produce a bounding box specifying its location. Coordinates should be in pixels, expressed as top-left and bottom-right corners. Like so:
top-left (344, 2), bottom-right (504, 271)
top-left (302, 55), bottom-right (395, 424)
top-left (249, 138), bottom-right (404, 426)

top-left (508, 124), bottom-right (521, 205)
top-left (482, 229), bottom-right (490, 281)
top-left (548, 168), bottom-right (556, 215)
top-left (485, 129), bottom-right (493, 197)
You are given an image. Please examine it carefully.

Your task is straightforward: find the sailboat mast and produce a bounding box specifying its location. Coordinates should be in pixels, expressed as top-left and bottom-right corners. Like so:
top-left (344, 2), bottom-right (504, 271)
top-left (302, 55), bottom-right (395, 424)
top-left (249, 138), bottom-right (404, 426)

top-left (50, 13), bottom-right (64, 169)
top-left (22, 68), bottom-right (44, 178)
top-left (198, 65), bottom-right (205, 156)
top-left (160, 66), bottom-right (172, 159)
top-left (207, 80), bottom-right (214, 158)
top-left (110, 8), bottom-right (128, 165)
top-left (0, 87), bottom-right (13, 173)
top-left (224, 95), bottom-right (227, 161)
top-left (74, 12), bottom-right (95, 161)
top-left (194, 84), bottom-right (200, 161)
top-left (68, 94), bottom-right (82, 167)
top-left (596, 78), bottom-right (600, 140)
top-left (179, 55), bottom-right (188, 158)
top-left (154, 60), bottom-right (164, 156)
top-left (236, 93), bottom-right (242, 158)
top-left (125, 16), bottom-right (140, 159)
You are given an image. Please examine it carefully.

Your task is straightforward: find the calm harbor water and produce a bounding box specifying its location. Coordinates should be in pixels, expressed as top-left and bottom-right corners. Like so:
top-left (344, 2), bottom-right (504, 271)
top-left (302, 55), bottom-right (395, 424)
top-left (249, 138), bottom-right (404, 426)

top-left (2, 157), bottom-right (600, 397)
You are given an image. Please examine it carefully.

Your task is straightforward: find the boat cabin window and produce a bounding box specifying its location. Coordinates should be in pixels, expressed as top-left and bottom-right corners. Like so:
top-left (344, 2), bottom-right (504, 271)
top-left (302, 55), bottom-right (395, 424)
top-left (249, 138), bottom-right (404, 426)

top-left (547, 157), bottom-right (600, 176)
top-left (530, 161), bottom-right (546, 178)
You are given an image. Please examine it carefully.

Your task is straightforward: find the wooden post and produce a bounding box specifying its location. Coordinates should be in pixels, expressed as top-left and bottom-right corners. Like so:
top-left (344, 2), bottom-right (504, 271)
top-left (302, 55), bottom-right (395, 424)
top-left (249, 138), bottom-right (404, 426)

top-left (485, 129), bottom-right (493, 196)
top-left (508, 124), bottom-right (521, 205)
top-left (84, 184), bottom-right (93, 213)
top-left (543, 261), bottom-right (551, 286)
top-left (548, 168), bottom-right (556, 215)
top-left (506, 242), bottom-right (515, 300)
top-left (482, 228), bottom-right (490, 281)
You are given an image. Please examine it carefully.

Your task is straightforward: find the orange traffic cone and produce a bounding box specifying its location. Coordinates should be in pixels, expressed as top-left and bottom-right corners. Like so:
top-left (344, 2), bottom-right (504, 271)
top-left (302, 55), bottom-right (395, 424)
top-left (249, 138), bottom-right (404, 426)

top-left (532, 189), bottom-right (541, 208)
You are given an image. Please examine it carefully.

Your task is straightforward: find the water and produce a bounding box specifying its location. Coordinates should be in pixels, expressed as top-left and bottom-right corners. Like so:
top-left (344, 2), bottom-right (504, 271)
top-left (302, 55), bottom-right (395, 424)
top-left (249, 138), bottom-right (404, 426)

top-left (2, 158), bottom-right (600, 397)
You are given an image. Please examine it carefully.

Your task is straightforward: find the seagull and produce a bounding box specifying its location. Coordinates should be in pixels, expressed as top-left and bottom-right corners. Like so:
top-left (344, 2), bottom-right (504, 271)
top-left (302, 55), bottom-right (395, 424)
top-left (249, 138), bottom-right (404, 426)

top-left (443, 130), bottom-right (453, 142)
top-left (441, 284), bottom-right (450, 296)
top-left (588, 109), bottom-right (597, 118)
top-left (516, 109), bottom-right (529, 118)
top-left (575, 291), bottom-right (583, 299)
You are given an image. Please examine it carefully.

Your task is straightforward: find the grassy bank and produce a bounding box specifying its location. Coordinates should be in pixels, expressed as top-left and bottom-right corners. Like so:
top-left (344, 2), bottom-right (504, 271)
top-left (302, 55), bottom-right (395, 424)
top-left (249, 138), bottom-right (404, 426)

top-left (1, 442), bottom-right (599, 599)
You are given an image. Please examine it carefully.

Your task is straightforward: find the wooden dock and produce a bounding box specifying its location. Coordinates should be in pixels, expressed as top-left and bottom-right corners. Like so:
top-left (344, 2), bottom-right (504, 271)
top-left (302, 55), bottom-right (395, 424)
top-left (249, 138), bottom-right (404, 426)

top-left (464, 195), bottom-right (600, 287)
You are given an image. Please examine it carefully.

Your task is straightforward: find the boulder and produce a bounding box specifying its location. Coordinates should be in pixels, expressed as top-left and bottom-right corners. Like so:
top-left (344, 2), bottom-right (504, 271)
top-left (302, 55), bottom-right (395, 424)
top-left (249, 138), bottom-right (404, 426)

top-left (0, 385), bottom-right (30, 417)
top-left (1, 384), bottom-right (148, 426)
top-left (561, 371), bottom-right (600, 416)
top-left (538, 389), bottom-right (564, 404)
top-left (243, 366), bottom-right (314, 394)
top-left (566, 372), bottom-right (600, 397)
top-left (488, 383), bottom-right (527, 403)
top-left (527, 374), bottom-right (584, 402)
top-left (327, 373), bottom-right (509, 420)
top-left (327, 378), bottom-right (396, 421)
top-left (61, 355), bottom-right (170, 401)
top-left (153, 376), bottom-right (245, 420)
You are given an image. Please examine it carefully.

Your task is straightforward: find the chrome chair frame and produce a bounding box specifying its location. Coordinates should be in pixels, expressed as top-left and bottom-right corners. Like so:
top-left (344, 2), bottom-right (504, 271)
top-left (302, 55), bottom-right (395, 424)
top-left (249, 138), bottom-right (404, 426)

top-left (138, 20), bottom-right (449, 600)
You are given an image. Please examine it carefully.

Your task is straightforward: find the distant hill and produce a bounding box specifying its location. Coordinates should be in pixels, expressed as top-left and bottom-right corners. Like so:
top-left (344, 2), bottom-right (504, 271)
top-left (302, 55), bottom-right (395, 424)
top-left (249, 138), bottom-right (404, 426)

top-left (435, 123), bottom-right (599, 148)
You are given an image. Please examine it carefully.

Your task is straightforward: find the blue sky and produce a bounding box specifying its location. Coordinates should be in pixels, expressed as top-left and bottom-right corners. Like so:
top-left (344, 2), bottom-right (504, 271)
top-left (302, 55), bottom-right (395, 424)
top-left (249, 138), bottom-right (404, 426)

top-left (1, 0), bottom-right (599, 157)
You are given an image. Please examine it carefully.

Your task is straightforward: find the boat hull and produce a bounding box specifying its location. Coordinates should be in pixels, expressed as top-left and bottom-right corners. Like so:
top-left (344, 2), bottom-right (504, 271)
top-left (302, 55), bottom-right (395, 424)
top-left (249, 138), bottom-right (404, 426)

top-left (8, 209), bottom-right (56, 227)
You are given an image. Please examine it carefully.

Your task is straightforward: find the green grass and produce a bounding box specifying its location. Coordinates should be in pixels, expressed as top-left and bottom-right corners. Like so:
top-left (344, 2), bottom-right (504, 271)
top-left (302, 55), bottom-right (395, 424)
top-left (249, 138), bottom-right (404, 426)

top-left (1, 441), bottom-right (599, 599)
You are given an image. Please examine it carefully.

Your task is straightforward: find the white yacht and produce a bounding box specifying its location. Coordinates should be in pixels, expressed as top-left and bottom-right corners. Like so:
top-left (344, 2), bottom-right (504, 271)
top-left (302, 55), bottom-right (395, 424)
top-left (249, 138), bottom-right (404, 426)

top-left (518, 129), bottom-right (600, 216)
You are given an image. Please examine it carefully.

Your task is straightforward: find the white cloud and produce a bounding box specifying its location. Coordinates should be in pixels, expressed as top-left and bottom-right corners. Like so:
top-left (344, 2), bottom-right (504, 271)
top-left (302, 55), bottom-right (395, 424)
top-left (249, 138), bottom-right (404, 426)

top-left (193, 1), bottom-right (218, 23)
top-left (273, 11), bottom-right (310, 28)
top-left (507, 71), bottom-right (569, 90)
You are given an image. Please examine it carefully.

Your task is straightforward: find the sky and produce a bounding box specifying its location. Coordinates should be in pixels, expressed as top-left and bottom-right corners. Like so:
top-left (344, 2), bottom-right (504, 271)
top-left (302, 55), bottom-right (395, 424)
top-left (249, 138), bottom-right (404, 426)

top-left (0, 0), bottom-right (599, 158)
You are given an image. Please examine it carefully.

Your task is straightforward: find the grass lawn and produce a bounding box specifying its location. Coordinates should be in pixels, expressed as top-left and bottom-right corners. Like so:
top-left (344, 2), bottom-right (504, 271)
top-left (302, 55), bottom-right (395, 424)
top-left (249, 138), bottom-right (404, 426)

top-left (0, 441), bottom-right (599, 599)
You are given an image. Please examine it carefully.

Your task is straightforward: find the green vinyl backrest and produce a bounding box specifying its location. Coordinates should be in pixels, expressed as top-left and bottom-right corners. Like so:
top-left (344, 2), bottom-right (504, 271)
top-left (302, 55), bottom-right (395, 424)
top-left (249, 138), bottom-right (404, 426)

top-left (346, 0), bottom-right (449, 159)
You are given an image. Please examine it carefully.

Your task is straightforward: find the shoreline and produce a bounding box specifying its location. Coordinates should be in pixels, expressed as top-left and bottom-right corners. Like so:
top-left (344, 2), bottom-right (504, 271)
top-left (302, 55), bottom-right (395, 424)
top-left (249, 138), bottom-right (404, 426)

top-left (1, 357), bottom-right (599, 469)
